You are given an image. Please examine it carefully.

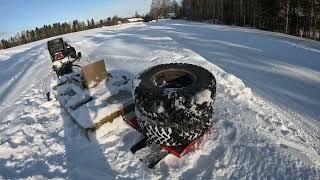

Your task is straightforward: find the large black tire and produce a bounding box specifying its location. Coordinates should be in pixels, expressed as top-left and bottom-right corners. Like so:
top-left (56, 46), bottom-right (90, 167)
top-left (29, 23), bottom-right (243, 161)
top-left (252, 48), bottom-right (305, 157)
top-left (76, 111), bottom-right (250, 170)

top-left (134, 63), bottom-right (216, 146)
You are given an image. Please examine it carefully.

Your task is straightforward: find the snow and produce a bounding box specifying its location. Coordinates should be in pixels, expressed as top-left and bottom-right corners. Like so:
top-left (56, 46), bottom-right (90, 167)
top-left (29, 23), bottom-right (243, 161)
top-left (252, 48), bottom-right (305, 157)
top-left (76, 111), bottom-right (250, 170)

top-left (195, 89), bottom-right (213, 104)
top-left (52, 58), bottom-right (72, 70)
top-left (0, 20), bottom-right (320, 179)
top-left (127, 18), bottom-right (144, 23)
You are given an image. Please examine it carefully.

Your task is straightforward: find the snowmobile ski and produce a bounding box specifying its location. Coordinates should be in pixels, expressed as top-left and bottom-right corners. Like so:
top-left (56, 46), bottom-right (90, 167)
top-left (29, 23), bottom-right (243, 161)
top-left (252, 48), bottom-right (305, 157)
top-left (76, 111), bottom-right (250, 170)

top-left (141, 143), bottom-right (169, 168)
top-left (130, 137), bottom-right (148, 154)
top-left (131, 139), bottom-right (169, 169)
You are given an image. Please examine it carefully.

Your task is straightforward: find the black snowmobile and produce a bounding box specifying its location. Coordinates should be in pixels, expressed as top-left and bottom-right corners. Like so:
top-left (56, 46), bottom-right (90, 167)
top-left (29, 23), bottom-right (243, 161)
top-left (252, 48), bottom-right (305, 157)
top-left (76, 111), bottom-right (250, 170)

top-left (47, 38), bottom-right (82, 76)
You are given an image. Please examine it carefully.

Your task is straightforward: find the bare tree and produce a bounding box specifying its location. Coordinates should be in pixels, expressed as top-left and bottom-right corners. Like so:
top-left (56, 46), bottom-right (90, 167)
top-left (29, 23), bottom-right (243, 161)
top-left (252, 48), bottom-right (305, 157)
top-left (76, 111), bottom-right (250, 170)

top-left (150, 0), bottom-right (162, 20)
top-left (150, 0), bottom-right (172, 20)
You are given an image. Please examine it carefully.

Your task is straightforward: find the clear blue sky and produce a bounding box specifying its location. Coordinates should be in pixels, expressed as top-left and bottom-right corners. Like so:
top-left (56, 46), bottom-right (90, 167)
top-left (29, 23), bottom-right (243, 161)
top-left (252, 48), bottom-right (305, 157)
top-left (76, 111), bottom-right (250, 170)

top-left (0, 0), bottom-right (152, 39)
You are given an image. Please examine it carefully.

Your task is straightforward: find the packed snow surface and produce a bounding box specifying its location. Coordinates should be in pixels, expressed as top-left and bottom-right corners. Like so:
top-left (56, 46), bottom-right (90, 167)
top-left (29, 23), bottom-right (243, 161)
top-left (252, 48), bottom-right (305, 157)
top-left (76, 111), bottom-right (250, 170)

top-left (0, 20), bottom-right (320, 179)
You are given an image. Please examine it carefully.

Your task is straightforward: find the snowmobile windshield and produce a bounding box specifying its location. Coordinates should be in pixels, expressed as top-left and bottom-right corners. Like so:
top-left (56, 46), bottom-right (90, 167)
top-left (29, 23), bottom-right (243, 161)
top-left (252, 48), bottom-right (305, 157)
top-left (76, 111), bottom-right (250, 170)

top-left (47, 38), bottom-right (65, 57)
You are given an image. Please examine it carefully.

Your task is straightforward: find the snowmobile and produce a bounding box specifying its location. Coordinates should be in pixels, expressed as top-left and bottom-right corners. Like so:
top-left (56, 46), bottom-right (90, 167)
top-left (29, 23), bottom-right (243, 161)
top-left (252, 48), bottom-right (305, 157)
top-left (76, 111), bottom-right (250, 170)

top-left (47, 37), bottom-right (82, 76)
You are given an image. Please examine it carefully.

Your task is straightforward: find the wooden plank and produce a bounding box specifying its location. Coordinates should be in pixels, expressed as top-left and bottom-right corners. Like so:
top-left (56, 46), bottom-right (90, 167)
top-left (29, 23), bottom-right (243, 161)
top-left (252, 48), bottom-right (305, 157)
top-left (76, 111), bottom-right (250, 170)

top-left (54, 68), bottom-right (134, 133)
top-left (87, 102), bottom-right (135, 132)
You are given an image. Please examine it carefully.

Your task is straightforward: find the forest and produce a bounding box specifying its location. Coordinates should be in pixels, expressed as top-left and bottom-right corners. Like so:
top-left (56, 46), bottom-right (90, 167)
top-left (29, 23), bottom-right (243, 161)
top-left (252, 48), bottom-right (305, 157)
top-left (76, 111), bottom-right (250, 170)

top-left (0, 16), bottom-right (125, 49)
top-left (1, 0), bottom-right (320, 49)
top-left (152, 0), bottom-right (320, 40)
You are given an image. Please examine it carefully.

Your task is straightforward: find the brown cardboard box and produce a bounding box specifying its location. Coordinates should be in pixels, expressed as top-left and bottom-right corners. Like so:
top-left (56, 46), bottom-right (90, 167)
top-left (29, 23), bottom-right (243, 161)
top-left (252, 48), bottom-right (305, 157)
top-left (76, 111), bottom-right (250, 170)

top-left (81, 60), bottom-right (109, 89)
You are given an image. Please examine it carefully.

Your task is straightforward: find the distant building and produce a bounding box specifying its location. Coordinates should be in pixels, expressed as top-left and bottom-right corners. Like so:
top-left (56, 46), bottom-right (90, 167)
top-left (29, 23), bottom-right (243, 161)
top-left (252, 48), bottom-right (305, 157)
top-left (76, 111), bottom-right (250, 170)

top-left (126, 18), bottom-right (144, 23)
top-left (117, 21), bottom-right (122, 25)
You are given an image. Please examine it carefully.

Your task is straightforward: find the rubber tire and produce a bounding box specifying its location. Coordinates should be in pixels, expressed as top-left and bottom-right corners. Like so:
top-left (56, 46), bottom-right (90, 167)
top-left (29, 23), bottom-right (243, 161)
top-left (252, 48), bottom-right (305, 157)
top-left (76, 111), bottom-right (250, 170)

top-left (134, 63), bottom-right (216, 146)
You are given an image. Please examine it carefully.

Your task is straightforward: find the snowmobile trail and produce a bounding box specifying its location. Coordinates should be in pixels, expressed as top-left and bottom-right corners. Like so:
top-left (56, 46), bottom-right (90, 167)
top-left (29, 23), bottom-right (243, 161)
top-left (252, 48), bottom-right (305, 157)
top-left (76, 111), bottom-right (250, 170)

top-left (0, 20), bottom-right (319, 179)
top-left (0, 90), bottom-right (66, 178)
top-left (151, 20), bottom-right (320, 123)
top-left (0, 44), bottom-right (50, 112)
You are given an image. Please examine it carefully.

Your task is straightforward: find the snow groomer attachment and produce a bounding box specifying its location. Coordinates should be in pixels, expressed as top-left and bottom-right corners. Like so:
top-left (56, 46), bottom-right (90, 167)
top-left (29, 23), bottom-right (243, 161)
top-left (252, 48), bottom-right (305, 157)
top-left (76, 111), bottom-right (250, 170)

top-left (47, 38), bottom-right (134, 138)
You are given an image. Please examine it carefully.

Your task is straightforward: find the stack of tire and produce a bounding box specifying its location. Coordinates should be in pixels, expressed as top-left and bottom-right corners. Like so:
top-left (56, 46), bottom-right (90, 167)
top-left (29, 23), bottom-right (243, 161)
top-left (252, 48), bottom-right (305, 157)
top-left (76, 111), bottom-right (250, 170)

top-left (134, 63), bottom-right (216, 146)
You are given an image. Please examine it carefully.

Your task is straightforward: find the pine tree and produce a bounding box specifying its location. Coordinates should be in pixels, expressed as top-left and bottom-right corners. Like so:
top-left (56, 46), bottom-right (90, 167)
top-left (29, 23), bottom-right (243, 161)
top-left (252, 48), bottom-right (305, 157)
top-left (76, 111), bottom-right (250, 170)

top-left (91, 18), bottom-right (95, 28)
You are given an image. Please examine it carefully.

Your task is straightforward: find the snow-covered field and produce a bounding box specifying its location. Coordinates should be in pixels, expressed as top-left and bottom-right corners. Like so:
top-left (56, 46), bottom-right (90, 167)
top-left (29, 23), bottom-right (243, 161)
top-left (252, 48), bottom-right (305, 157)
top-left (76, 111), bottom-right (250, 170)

top-left (0, 20), bottom-right (319, 179)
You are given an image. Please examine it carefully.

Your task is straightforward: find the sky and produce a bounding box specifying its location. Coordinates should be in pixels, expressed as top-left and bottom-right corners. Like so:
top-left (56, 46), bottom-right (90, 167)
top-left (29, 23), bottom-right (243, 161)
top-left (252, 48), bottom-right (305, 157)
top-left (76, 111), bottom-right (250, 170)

top-left (0, 0), bottom-right (152, 39)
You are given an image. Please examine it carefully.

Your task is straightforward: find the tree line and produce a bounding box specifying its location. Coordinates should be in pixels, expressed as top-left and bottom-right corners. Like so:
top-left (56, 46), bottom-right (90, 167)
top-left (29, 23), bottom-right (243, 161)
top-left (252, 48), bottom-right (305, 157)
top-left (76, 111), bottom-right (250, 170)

top-left (149, 0), bottom-right (320, 41)
top-left (178, 0), bottom-right (320, 40)
top-left (0, 16), bottom-right (125, 49)
top-left (3, 0), bottom-right (319, 49)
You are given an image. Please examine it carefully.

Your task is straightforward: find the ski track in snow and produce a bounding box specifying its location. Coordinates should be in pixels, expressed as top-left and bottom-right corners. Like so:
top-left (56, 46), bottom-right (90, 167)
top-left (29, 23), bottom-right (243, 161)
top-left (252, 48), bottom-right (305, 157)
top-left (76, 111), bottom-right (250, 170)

top-left (0, 20), bottom-right (319, 179)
